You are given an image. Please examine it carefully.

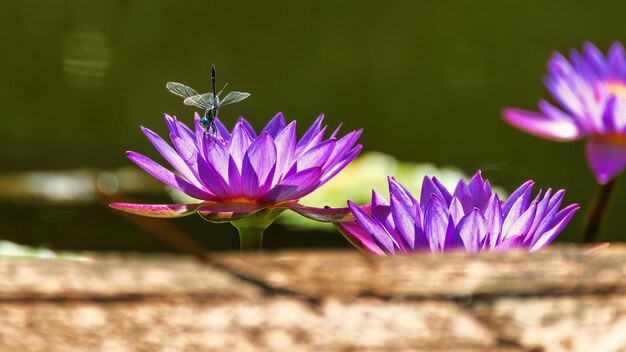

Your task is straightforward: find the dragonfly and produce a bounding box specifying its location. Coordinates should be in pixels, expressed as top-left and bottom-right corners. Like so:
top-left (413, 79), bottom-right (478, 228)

top-left (166, 65), bottom-right (250, 134)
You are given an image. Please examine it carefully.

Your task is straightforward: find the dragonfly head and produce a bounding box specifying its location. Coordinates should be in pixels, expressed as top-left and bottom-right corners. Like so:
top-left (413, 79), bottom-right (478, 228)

top-left (200, 116), bottom-right (210, 128)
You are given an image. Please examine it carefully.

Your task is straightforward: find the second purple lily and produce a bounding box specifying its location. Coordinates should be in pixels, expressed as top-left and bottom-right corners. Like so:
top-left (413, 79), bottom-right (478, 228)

top-left (336, 171), bottom-right (579, 255)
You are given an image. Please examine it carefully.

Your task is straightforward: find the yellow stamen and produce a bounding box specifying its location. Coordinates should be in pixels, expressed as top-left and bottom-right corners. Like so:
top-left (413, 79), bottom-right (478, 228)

top-left (606, 81), bottom-right (626, 99)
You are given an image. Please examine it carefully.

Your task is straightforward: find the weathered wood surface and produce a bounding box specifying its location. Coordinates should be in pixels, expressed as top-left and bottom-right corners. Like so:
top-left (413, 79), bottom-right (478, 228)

top-left (0, 245), bottom-right (625, 352)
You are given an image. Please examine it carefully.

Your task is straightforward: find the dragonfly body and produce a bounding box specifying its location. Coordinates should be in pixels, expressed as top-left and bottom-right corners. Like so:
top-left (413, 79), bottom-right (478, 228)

top-left (166, 65), bottom-right (250, 134)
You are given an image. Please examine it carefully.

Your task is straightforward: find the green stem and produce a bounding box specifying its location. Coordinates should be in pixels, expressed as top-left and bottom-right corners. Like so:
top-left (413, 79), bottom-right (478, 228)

top-left (582, 177), bottom-right (618, 243)
top-left (230, 208), bottom-right (286, 254)
top-left (236, 226), bottom-right (265, 253)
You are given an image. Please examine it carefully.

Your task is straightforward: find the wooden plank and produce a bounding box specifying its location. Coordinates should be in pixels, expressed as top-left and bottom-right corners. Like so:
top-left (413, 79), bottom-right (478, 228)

top-left (0, 245), bottom-right (624, 351)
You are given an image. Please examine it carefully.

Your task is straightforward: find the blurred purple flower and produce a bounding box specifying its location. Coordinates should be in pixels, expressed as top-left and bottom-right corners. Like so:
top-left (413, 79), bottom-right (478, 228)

top-left (504, 42), bottom-right (626, 184)
top-left (110, 113), bottom-right (363, 247)
top-left (336, 171), bottom-right (579, 255)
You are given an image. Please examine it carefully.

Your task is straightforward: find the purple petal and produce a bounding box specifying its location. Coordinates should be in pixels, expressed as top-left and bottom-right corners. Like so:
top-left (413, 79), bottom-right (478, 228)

top-left (601, 97), bottom-right (618, 133)
top-left (467, 171), bottom-right (490, 210)
top-left (503, 108), bottom-right (581, 141)
top-left (243, 132), bottom-right (277, 188)
top-left (262, 167), bottom-right (322, 203)
top-left (585, 137), bottom-right (626, 184)
top-left (202, 138), bottom-right (231, 178)
top-left (501, 194), bottom-right (527, 238)
top-left (240, 160), bottom-right (260, 198)
top-left (329, 123), bottom-right (343, 139)
top-left (526, 189), bottom-right (553, 241)
top-left (608, 42), bottom-right (626, 75)
top-left (530, 204), bottom-right (580, 251)
top-left (319, 145), bottom-right (363, 184)
top-left (389, 179), bottom-right (417, 250)
top-left (448, 197), bottom-right (465, 225)
top-left (212, 116), bottom-right (231, 141)
top-left (296, 139), bottom-right (335, 171)
top-left (348, 200), bottom-right (396, 254)
top-left (296, 114), bottom-right (325, 152)
top-left (170, 115), bottom-right (198, 149)
top-left (503, 202), bottom-right (537, 240)
top-left (529, 190), bottom-right (565, 245)
top-left (457, 210), bottom-right (487, 253)
top-left (502, 180), bottom-right (534, 216)
top-left (451, 179), bottom-right (474, 213)
top-left (483, 193), bottom-right (503, 248)
top-left (141, 127), bottom-right (201, 188)
top-left (170, 134), bottom-right (198, 167)
top-left (195, 155), bottom-right (234, 199)
top-left (227, 157), bottom-right (242, 195)
top-left (324, 129), bottom-right (363, 169)
top-left (547, 52), bottom-right (574, 78)
top-left (372, 189), bottom-right (398, 240)
top-left (261, 112), bottom-right (287, 137)
top-left (493, 235), bottom-right (524, 252)
top-left (543, 76), bottom-right (586, 118)
top-left (272, 121), bottom-right (297, 182)
top-left (126, 151), bottom-right (213, 200)
top-left (583, 42), bottom-right (609, 75)
top-left (165, 114), bottom-right (195, 142)
top-left (234, 117), bottom-right (257, 138)
top-left (421, 176), bottom-right (449, 208)
top-left (423, 195), bottom-right (450, 253)
top-left (371, 189), bottom-right (391, 220)
top-left (430, 177), bottom-right (453, 204)
top-left (109, 202), bottom-right (203, 218)
top-left (228, 122), bottom-right (255, 169)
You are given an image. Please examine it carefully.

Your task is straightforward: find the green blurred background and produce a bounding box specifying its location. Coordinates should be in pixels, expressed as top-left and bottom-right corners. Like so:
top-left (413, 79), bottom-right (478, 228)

top-left (1, 0), bottom-right (625, 253)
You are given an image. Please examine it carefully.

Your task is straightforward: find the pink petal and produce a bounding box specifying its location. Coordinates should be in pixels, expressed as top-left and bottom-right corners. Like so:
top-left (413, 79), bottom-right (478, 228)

top-left (335, 222), bottom-right (386, 255)
top-left (109, 202), bottom-right (204, 218)
top-left (289, 203), bottom-right (371, 222)
top-left (197, 202), bottom-right (267, 223)
top-left (503, 108), bottom-right (581, 141)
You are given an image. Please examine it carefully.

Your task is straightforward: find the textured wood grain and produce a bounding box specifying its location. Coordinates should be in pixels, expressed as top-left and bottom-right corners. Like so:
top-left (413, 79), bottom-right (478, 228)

top-left (0, 245), bottom-right (624, 351)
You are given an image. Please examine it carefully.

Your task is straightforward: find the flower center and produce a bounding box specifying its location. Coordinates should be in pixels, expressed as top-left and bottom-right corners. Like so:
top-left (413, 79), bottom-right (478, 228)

top-left (596, 133), bottom-right (626, 146)
top-left (606, 81), bottom-right (626, 99)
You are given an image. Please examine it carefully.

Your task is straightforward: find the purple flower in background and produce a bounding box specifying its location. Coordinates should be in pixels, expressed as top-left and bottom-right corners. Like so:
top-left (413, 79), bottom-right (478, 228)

top-left (110, 113), bottom-right (363, 250)
top-left (504, 42), bottom-right (626, 184)
top-left (336, 171), bottom-right (579, 255)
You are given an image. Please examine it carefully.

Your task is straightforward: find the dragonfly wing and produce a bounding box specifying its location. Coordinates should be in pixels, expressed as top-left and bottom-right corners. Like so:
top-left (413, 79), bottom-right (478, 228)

top-left (183, 93), bottom-right (215, 109)
top-left (166, 82), bottom-right (199, 98)
top-left (219, 91), bottom-right (251, 106)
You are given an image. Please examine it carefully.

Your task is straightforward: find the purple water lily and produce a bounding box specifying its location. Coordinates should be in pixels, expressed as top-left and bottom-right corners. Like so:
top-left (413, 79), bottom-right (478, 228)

top-left (336, 171), bottom-right (579, 255)
top-left (110, 112), bottom-right (363, 250)
top-left (504, 42), bottom-right (626, 184)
